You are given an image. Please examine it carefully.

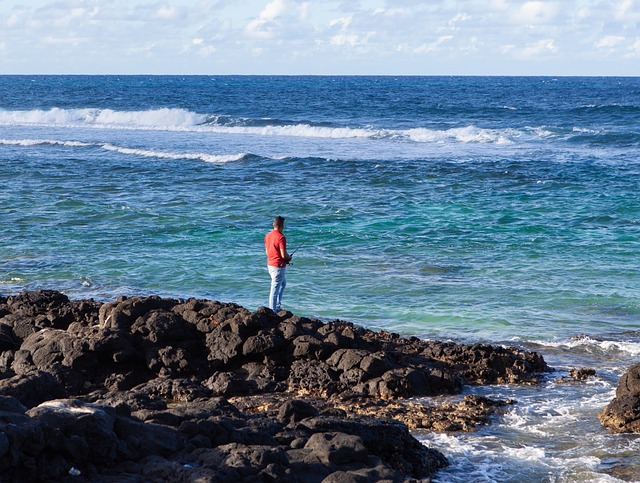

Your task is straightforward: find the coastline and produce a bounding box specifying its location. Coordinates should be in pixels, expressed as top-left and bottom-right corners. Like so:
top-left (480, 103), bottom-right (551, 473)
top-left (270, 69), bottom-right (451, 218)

top-left (0, 290), bottom-right (554, 482)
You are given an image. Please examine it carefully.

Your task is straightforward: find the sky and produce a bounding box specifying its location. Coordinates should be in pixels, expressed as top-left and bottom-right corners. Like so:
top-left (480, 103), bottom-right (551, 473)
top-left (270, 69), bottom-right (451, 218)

top-left (0, 0), bottom-right (639, 75)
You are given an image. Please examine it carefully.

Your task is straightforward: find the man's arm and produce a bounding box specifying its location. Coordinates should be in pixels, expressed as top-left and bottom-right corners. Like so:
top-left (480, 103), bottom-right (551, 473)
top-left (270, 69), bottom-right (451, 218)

top-left (280, 240), bottom-right (292, 263)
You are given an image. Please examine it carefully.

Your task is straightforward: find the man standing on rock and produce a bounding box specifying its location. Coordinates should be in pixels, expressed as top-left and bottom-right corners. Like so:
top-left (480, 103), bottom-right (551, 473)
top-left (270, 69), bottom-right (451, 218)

top-left (265, 216), bottom-right (292, 313)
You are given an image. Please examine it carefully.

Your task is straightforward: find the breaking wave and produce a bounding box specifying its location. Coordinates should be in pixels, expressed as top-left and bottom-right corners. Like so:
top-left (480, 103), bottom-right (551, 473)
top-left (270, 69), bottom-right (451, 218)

top-left (0, 107), bottom-right (520, 144)
top-left (0, 138), bottom-right (246, 164)
top-left (540, 335), bottom-right (640, 357)
top-left (0, 107), bottom-right (207, 128)
top-left (2, 106), bottom-right (627, 148)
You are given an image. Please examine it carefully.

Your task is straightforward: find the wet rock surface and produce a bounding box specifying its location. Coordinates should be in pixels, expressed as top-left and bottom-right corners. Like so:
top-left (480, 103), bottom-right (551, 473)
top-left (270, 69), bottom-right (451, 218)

top-left (555, 367), bottom-right (597, 384)
top-left (0, 290), bottom-right (550, 482)
top-left (599, 363), bottom-right (640, 433)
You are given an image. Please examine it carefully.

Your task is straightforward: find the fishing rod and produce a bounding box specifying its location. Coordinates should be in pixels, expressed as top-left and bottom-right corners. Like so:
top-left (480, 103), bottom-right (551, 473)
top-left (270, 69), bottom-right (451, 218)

top-left (286, 241), bottom-right (305, 265)
top-left (290, 241), bottom-right (305, 256)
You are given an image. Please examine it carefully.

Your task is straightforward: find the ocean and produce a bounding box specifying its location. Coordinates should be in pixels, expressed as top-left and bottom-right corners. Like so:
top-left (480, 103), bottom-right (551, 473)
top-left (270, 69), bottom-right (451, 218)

top-left (1, 75), bottom-right (639, 481)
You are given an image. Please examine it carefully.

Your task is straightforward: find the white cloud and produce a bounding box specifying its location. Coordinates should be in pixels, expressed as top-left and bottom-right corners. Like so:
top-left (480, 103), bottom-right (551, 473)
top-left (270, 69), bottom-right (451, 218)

top-left (512, 2), bottom-right (559, 25)
top-left (615, 0), bottom-right (640, 25)
top-left (329, 30), bottom-right (375, 50)
top-left (124, 42), bottom-right (158, 57)
top-left (414, 35), bottom-right (454, 53)
top-left (448, 13), bottom-right (470, 29)
top-left (245, 0), bottom-right (287, 39)
top-left (595, 35), bottom-right (625, 49)
top-left (521, 38), bottom-right (558, 57)
top-left (499, 44), bottom-right (516, 55)
top-left (42, 35), bottom-right (87, 46)
top-left (626, 37), bottom-right (640, 57)
top-left (197, 45), bottom-right (216, 56)
top-left (330, 33), bottom-right (359, 47)
top-left (30, 4), bottom-right (97, 29)
top-left (185, 29), bottom-right (220, 57)
top-left (372, 7), bottom-right (405, 16)
top-left (490, 0), bottom-right (509, 12)
top-left (329, 17), bottom-right (352, 29)
top-left (152, 5), bottom-right (183, 21)
top-left (325, 14), bottom-right (376, 51)
top-left (4, 6), bottom-right (29, 28)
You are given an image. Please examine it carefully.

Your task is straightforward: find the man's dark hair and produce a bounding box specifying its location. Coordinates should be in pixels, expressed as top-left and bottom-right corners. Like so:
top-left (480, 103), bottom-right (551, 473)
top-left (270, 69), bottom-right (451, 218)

top-left (274, 216), bottom-right (285, 227)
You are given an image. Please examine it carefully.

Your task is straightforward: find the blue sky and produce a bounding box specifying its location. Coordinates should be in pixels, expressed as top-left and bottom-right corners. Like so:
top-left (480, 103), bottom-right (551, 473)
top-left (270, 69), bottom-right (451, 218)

top-left (1, 0), bottom-right (639, 75)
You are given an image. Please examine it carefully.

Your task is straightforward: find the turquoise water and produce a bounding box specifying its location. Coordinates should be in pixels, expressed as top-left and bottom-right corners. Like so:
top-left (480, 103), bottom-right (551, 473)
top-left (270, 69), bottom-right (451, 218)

top-left (1, 76), bottom-right (640, 480)
top-left (2, 130), bottom-right (637, 342)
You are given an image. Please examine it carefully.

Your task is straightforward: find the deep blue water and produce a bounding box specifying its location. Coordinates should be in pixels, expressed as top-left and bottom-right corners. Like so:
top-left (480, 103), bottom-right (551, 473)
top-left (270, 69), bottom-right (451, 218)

top-left (1, 75), bottom-right (640, 481)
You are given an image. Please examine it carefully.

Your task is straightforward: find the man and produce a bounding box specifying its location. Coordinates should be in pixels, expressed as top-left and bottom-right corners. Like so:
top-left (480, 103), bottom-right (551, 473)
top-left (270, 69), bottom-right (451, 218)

top-left (265, 216), bottom-right (292, 313)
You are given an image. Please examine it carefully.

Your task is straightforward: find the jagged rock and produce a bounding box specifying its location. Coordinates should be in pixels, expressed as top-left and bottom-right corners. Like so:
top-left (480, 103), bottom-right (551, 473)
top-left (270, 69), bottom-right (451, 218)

top-left (0, 394), bottom-right (27, 413)
top-left (556, 367), bottom-right (597, 383)
top-left (0, 370), bottom-right (67, 408)
top-left (615, 363), bottom-right (640, 398)
top-left (187, 443), bottom-right (291, 482)
top-left (278, 399), bottom-right (320, 427)
top-left (599, 395), bottom-right (640, 433)
top-left (600, 363), bottom-right (640, 433)
top-left (0, 323), bottom-right (19, 352)
top-left (418, 340), bottom-right (548, 385)
top-left (288, 359), bottom-right (340, 396)
top-left (297, 415), bottom-right (448, 478)
top-left (570, 367), bottom-right (596, 380)
top-left (304, 432), bottom-right (369, 465)
top-left (206, 330), bottom-right (244, 365)
top-left (114, 413), bottom-right (182, 460)
top-left (333, 394), bottom-right (515, 432)
top-left (0, 290), bottom-right (551, 481)
top-left (27, 399), bottom-right (120, 461)
top-left (0, 290), bottom-right (99, 336)
top-left (99, 295), bottom-right (178, 331)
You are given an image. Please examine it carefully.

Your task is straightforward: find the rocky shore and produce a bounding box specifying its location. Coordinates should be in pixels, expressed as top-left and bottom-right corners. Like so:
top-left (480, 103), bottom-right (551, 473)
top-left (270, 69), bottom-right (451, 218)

top-left (0, 290), bottom-right (551, 482)
top-left (599, 363), bottom-right (640, 434)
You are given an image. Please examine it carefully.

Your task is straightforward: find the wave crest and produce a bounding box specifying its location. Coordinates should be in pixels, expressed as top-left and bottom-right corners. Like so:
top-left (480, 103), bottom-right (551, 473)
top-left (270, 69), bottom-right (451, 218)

top-left (0, 107), bottom-right (522, 144)
top-left (0, 107), bottom-right (207, 128)
top-left (534, 335), bottom-right (640, 357)
top-left (406, 126), bottom-right (515, 144)
top-left (92, 108), bottom-right (207, 126)
top-left (0, 138), bottom-right (245, 164)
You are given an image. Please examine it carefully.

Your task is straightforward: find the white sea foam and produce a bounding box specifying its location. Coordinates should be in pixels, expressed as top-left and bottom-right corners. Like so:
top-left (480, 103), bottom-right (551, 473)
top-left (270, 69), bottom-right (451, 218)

top-left (0, 138), bottom-right (92, 148)
top-left (1, 138), bottom-right (245, 164)
top-left (406, 126), bottom-right (515, 144)
top-left (573, 127), bottom-right (600, 134)
top-left (503, 444), bottom-right (547, 462)
top-left (92, 108), bottom-right (207, 127)
top-left (0, 277), bottom-right (25, 284)
top-left (420, 361), bottom-right (628, 483)
top-left (0, 107), bottom-right (206, 128)
top-left (100, 144), bottom-right (245, 164)
top-left (203, 123), bottom-right (383, 139)
top-left (200, 123), bottom-right (521, 144)
top-left (0, 107), bottom-right (525, 144)
top-left (536, 336), bottom-right (640, 357)
top-left (424, 425), bottom-right (613, 483)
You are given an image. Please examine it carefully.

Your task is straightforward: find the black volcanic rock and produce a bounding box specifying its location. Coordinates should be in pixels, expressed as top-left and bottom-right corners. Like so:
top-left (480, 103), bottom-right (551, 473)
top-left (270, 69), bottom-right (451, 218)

top-left (600, 363), bottom-right (640, 433)
top-left (0, 290), bottom-right (551, 481)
